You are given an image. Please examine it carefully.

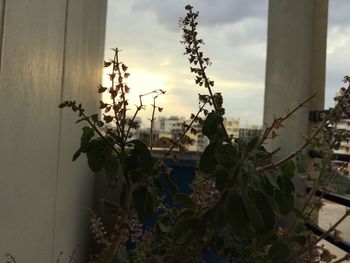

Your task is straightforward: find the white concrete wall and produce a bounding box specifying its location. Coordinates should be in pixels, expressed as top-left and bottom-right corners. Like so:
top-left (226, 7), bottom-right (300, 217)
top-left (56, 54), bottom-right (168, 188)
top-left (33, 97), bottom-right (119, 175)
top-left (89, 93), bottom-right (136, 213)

top-left (264, 0), bottom-right (328, 158)
top-left (0, 0), bottom-right (106, 262)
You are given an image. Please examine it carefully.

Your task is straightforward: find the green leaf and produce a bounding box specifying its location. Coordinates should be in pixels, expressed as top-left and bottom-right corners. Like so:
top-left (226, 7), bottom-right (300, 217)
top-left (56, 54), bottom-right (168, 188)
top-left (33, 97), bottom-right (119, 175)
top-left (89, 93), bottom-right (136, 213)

top-left (199, 143), bottom-right (217, 173)
top-left (255, 232), bottom-right (277, 249)
top-left (280, 160), bottom-right (295, 179)
top-left (294, 221), bottom-right (305, 233)
top-left (215, 144), bottom-right (238, 168)
top-left (268, 243), bottom-right (290, 263)
top-left (246, 136), bottom-right (259, 151)
top-left (250, 190), bottom-right (275, 232)
top-left (83, 139), bottom-right (111, 172)
top-left (172, 210), bottom-right (194, 243)
top-left (214, 166), bottom-right (229, 191)
top-left (163, 174), bottom-right (178, 196)
top-left (334, 141), bottom-right (341, 150)
top-left (126, 140), bottom-right (155, 183)
top-left (191, 217), bottom-right (206, 238)
top-left (90, 114), bottom-right (99, 123)
top-left (241, 161), bottom-right (261, 189)
top-left (129, 140), bottom-right (154, 173)
top-left (276, 192), bottom-right (294, 215)
top-left (116, 248), bottom-right (129, 263)
top-left (103, 154), bottom-right (119, 187)
top-left (72, 128), bottom-right (95, 162)
top-left (174, 193), bottom-right (196, 210)
top-left (276, 175), bottom-right (295, 215)
top-left (265, 173), bottom-right (280, 190)
top-left (152, 176), bottom-right (165, 197)
top-left (157, 221), bottom-right (172, 233)
top-left (72, 148), bottom-right (82, 161)
top-left (202, 112), bottom-right (223, 140)
top-left (215, 207), bottom-right (225, 229)
top-left (242, 193), bottom-right (264, 234)
top-left (127, 153), bottom-right (142, 183)
top-left (224, 190), bottom-right (251, 236)
top-left (293, 235), bottom-right (306, 246)
top-left (106, 133), bottom-right (124, 145)
top-left (202, 207), bottom-right (216, 222)
top-left (296, 152), bottom-right (307, 173)
top-left (96, 247), bottom-right (111, 263)
top-left (133, 186), bottom-right (155, 223)
top-left (255, 149), bottom-right (269, 159)
top-left (81, 126), bottom-right (94, 146)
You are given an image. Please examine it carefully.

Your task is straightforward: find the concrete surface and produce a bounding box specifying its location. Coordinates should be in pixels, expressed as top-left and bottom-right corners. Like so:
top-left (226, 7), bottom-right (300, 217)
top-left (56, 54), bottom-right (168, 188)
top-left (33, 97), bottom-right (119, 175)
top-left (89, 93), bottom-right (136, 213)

top-left (264, 0), bottom-right (328, 158)
top-left (319, 202), bottom-right (350, 260)
top-left (0, 0), bottom-right (106, 261)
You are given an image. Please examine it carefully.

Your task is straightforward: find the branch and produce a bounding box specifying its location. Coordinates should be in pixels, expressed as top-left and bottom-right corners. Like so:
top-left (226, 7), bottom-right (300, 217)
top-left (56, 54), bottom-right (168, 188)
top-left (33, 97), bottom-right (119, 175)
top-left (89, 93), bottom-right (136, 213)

top-left (156, 102), bottom-right (206, 166)
top-left (258, 92), bottom-right (317, 146)
top-left (186, 8), bottom-right (230, 142)
top-left (110, 49), bottom-right (122, 136)
top-left (105, 182), bottom-right (134, 263)
top-left (150, 94), bottom-right (161, 152)
top-left (83, 114), bottom-right (119, 155)
top-left (168, 231), bottom-right (196, 263)
top-left (333, 253), bottom-right (350, 263)
top-left (286, 209), bottom-right (350, 263)
top-left (124, 105), bottom-right (142, 144)
top-left (6, 253), bottom-right (17, 263)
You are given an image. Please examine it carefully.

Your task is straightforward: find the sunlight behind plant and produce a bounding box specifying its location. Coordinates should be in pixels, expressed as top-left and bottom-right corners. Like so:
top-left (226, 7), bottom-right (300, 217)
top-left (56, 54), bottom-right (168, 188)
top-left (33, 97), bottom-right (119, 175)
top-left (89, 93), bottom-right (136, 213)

top-left (102, 67), bottom-right (168, 122)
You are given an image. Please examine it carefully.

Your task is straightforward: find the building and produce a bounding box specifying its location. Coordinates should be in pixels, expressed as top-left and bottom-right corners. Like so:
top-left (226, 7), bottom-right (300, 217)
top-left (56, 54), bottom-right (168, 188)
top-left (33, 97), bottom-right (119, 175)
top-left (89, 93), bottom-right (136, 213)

top-left (153, 116), bottom-right (185, 133)
top-left (333, 119), bottom-right (350, 177)
top-left (239, 125), bottom-right (262, 141)
top-left (135, 116), bottom-right (212, 152)
top-left (223, 117), bottom-right (240, 139)
top-left (140, 116), bottom-right (240, 152)
top-left (334, 119), bottom-right (350, 155)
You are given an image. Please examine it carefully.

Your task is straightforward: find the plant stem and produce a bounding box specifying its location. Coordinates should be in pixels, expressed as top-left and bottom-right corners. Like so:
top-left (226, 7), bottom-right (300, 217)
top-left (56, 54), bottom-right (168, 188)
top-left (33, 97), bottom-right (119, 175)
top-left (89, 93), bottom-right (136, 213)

top-left (111, 49), bottom-right (122, 136)
top-left (168, 231), bottom-right (196, 263)
top-left (150, 96), bottom-right (157, 152)
top-left (333, 253), bottom-right (350, 263)
top-left (187, 9), bottom-right (230, 142)
top-left (6, 253), bottom-right (17, 263)
top-left (156, 102), bottom-right (206, 166)
top-left (105, 213), bottom-right (129, 263)
top-left (124, 105), bottom-right (141, 144)
top-left (83, 115), bottom-right (119, 155)
top-left (105, 171), bottom-right (134, 263)
top-left (258, 93), bottom-right (317, 147)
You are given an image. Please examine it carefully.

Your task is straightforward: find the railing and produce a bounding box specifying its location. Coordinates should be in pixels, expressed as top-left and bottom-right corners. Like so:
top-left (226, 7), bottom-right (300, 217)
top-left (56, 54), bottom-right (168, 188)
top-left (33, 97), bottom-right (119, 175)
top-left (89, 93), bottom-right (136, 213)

top-left (305, 188), bottom-right (350, 253)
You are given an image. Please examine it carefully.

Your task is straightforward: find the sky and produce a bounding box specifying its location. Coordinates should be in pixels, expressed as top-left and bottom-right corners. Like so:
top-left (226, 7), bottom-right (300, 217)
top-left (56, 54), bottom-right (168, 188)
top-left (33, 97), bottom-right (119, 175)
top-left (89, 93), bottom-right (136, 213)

top-left (103, 0), bottom-right (350, 128)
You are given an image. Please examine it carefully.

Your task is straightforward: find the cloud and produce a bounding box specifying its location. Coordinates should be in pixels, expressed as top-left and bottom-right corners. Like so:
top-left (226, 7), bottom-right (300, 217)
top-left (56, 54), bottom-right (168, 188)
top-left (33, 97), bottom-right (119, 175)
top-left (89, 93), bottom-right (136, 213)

top-left (328, 0), bottom-right (350, 27)
top-left (104, 0), bottom-right (268, 125)
top-left (325, 10), bottom-right (350, 109)
top-left (132, 0), bottom-right (267, 31)
top-left (105, 0), bottom-right (350, 126)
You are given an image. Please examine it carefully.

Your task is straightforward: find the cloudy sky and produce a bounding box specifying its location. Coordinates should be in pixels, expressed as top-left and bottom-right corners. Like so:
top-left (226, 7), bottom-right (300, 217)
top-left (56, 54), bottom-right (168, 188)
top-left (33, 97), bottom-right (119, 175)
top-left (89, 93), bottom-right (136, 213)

top-left (103, 0), bottom-right (350, 128)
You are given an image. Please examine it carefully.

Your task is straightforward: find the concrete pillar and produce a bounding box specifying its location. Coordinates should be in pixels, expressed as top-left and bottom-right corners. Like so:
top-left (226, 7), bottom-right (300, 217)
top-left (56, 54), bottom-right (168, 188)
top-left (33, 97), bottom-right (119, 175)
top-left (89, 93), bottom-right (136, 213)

top-left (0, 0), bottom-right (106, 262)
top-left (264, 0), bottom-right (328, 158)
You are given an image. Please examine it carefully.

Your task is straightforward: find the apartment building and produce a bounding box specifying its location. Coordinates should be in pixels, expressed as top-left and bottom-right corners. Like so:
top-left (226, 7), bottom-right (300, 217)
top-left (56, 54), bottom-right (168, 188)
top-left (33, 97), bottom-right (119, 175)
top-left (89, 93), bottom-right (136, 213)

top-left (333, 119), bottom-right (350, 177)
top-left (239, 125), bottom-right (262, 141)
top-left (223, 117), bottom-right (240, 139)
